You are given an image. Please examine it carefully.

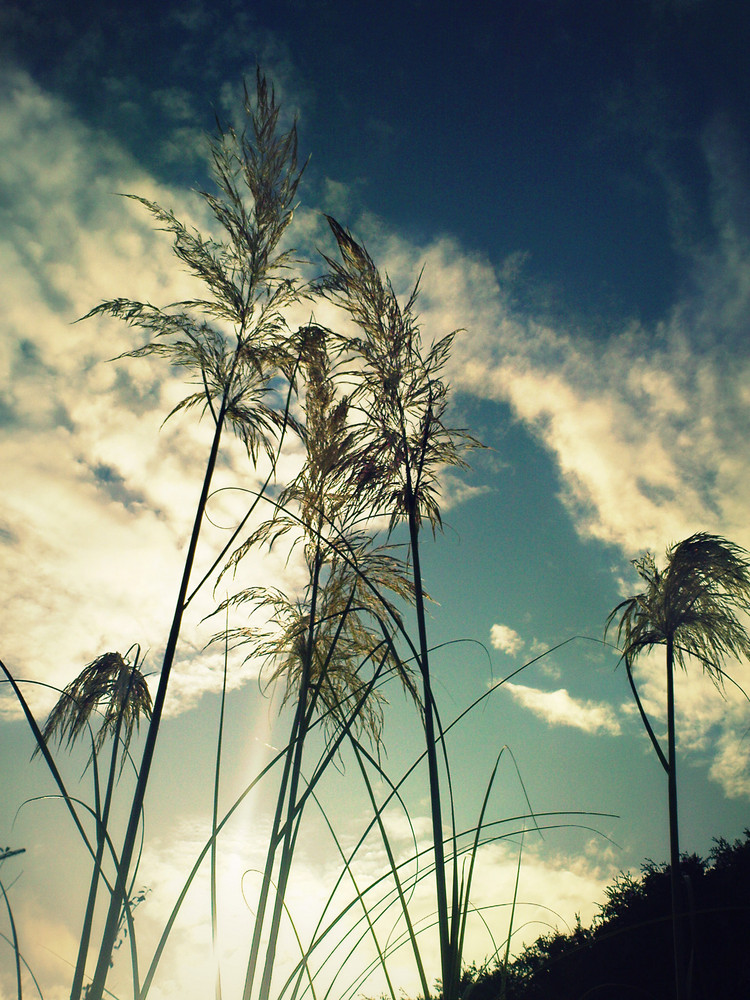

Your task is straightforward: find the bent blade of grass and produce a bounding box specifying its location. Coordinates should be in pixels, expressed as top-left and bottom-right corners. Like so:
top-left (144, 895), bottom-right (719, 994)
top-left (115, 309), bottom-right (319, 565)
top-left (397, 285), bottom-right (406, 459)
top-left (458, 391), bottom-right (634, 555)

top-left (0, 931), bottom-right (43, 1000)
top-left (210, 607), bottom-right (231, 1000)
top-left (498, 826), bottom-right (524, 1000)
top-left (0, 666), bottom-right (95, 860)
top-left (348, 736), bottom-right (430, 1000)
top-left (0, 875), bottom-right (22, 1000)
top-left (451, 748), bottom-right (507, 991)
top-left (281, 730), bottom-right (610, 1000)
top-left (293, 781), bottom-right (399, 1000)
top-left (258, 647), bottom-right (399, 1000)
top-left (137, 740), bottom-right (292, 1000)
top-left (278, 721), bottom-right (422, 1000)
top-left (139, 671), bottom-right (383, 1000)
top-left (277, 812), bottom-right (614, 1000)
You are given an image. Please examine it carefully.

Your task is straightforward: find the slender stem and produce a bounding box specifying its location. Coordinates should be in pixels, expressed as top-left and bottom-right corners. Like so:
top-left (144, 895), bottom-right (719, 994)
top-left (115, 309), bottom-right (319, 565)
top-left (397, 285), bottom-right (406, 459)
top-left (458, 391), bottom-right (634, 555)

top-left (666, 634), bottom-right (685, 1000)
top-left (241, 692), bottom-right (299, 1000)
top-left (87, 395), bottom-right (229, 1000)
top-left (211, 619), bottom-right (229, 1000)
top-left (348, 737), bottom-right (431, 1000)
top-left (257, 548), bottom-right (323, 1000)
top-left (69, 708), bottom-right (122, 1000)
top-left (625, 654), bottom-right (668, 773)
top-left (407, 504), bottom-right (449, 1000)
top-left (1, 666), bottom-right (102, 876)
top-left (243, 545), bottom-right (323, 1000)
top-left (0, 876), bottom-right (22, 1000)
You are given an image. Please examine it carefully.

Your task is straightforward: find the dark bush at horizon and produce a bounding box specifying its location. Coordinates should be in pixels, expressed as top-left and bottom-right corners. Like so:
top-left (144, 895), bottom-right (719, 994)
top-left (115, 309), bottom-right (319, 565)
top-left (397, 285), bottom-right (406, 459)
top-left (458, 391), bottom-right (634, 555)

top-left (450, 830), bottom-right (750, 1000)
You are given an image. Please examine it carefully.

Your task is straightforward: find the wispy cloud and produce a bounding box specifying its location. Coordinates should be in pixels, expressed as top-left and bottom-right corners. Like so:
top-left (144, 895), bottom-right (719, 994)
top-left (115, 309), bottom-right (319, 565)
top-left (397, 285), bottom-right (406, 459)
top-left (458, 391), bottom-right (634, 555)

top-left (352, 134), bottom-right (750, 562)
top-left (343, 136), bottom-right (750, 797)
top-left (504, 682), bottom-right (622, 736)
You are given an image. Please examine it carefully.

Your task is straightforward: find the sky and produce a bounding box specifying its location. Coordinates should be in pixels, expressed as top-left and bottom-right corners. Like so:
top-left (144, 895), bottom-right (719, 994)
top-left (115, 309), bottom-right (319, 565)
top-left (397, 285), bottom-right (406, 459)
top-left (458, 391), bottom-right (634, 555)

top-left (2, 0), bottom-right (750, 998)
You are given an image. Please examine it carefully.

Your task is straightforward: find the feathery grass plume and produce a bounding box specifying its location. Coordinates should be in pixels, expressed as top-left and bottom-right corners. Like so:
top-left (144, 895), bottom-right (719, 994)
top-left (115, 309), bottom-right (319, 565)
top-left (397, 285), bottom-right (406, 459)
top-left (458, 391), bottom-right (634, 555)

top-left (79, 74), bottom-right (307, 463)
top-left (606, 531), bottom-right (750, 1000)
top-left (318, 217), bottom-right (482, 1000)
top-left (214, 326), bottom-right (422, 1000)
top-left (219, 323), bottom-right (418, 745)
top-left (607, 533), bottom-right (750, 682)
top-left (319, 216), bottom-right (481, 535)
top-left (84, 71), bottom-right (310, 1000)
top-left (33, 649), bottom-right (151, 767)
top-left (30, 647), bottom-right (150, 1000)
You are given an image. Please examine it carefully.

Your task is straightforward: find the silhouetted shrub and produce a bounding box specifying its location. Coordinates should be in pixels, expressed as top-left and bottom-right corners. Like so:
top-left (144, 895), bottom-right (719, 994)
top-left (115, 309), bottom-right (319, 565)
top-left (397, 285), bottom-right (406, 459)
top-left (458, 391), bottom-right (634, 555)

top-left (456, 830), bottom-right (750, 1000)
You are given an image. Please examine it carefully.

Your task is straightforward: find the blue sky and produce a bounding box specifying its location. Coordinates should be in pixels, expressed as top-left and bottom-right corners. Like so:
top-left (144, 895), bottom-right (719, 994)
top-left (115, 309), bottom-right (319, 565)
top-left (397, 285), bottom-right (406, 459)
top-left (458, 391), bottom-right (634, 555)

top-left (2, 1), bottom-right (750, 998)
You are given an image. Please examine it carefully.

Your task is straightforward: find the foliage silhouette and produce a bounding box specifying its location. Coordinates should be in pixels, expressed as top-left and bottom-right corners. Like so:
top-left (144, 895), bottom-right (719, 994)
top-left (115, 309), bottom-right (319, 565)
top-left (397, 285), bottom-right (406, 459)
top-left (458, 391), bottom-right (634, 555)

top-left (456, 831), bottom-right (750, 1000)
top-left (318, 215), bottom-right (484, 1000)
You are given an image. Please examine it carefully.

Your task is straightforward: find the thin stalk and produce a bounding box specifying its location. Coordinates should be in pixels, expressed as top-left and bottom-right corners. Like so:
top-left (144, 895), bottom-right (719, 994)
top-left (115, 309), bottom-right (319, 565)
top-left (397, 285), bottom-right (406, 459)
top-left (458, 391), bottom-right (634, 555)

top-left (349, 736), bottom-right (431, 1000)
top-left (139, 743), bottom-right (293, 1000)
top-left (498, 828), bottom-right (524, 1000)
top-left (122, 887), bottom-right (143, 1000)
top-left (0, 933), bottom-right (43, 1000)
top-left (88, 386), bottom-right (231, 1000)
top-left (294, 760), bottom-right (399, 1000)
top-left (241, 584), bottom-right (374, 1000)
top-left (0, 664), bottom-right (95, 860)
top-left (242, 555), bottom-right (320, 1000)
top-left (69, 699), bottom-right (124, 1000)
top-left (259, 661), bottom-right (401, 1000)
top-left (452, 750), bottom-right (505, 988)
top-left (407, 501), bottom-right (449, 1000)
top-left (242, 695), bottom-right (300, 1000)
top-left (211, 612), bottom-right (230, 1000)
top-left (0, 876), bottom-right (22, 1000)
top-left (185, 355), bottom-right (302, 608)
top-left (625, 654), bottom-right (668, 773)
top-left (666, 634), bottom-right (685, 1000)
top-left (257, 547), bottom-right (324, 1000)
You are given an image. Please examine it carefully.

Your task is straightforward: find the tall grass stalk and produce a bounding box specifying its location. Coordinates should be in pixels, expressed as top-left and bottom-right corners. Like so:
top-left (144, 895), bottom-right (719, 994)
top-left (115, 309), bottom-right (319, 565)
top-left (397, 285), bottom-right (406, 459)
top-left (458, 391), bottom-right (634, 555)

top-left (606, 533), bottom-right (750, 1000)
top-left (73, 652), bottom-right (149, 1000)
top-left (81, 71), bottom-right (308, 1000)
top-left (319, 216), bottom-right (482, 1000)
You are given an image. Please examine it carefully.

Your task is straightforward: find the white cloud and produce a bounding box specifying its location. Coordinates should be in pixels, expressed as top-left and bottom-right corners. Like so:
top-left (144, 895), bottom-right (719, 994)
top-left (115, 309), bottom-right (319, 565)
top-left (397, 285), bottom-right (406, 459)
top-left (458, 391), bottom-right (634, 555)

top-left (504, 683), bottom-right (622, 736)
top-left (709, 726), bottom-right (750, 799)
top-left (351, 186), bottom-right (750, 563)
top-left (0, 67), bottom-right (312, 717)
top-left (490, 623), bottom-right (524, 656)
